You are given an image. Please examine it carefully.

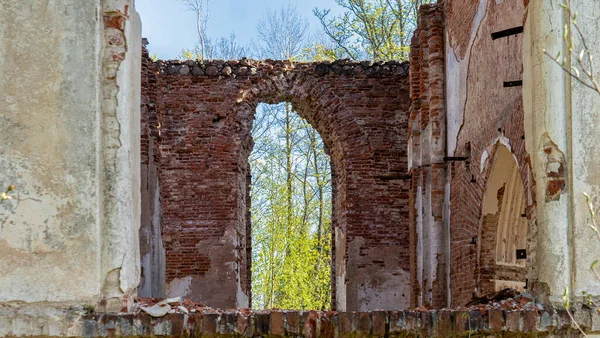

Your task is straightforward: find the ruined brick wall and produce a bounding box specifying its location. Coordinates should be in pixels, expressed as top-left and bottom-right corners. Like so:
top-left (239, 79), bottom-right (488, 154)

top-left (444, 0), bottom-right (533, 306)
top-left (408, 3), bottom-right (447, 309)
top-left (409, 0), bottom-right (534, 308)
top-left (141, 57), bottom-right (412, 310)
top-left (139, 45), bottom-right (165, 298)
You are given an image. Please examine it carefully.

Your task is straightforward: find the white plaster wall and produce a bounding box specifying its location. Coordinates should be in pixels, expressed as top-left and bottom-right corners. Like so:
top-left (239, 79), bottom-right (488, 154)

top-left (568, 0), bottom-right (600, 297)
top-left (445, 0), bottom-right (489, 157)
top-left (524, 0), bottom-right (600, 302)
top-left (0, 0), bottom-right (142, 311)
top-left (0, 1), bottom-right (104, 303)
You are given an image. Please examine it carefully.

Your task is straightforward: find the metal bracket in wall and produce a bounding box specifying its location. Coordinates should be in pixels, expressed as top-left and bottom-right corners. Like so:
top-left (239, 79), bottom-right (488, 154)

top-left (491, 26), bottom-right (524, 40)
top-left (504, 80), bottom-right (523, 87)
top-left (443, 156), bottom-right (469, 162)
top-left (516, 249), bottom-right (527, 260)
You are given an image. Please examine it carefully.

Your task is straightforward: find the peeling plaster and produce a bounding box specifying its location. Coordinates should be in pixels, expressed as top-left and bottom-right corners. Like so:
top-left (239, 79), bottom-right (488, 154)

top-left (480, 137), bottom-right (515, 173)
top-left (0, 0), bottom-right (104, 303)
top-left (166, 276), bottom-right (193, 299)
top-left (348, 237), bottom-right (410, 311)
top-left (446, 0), bottom-right (489, 156)
top-left (541, 133), bottom-right (566, 202)
top-left (335, 227), bottom-right (347, 311)
top-left (416, 185), bottom-right (424, 307)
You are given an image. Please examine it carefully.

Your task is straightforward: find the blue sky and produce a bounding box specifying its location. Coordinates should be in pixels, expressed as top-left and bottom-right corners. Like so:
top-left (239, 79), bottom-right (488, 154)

top-left (136, 0), bottom-right (342, 60)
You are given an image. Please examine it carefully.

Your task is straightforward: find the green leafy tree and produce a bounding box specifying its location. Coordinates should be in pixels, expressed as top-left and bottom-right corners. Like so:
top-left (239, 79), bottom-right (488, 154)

top-left (250, 4), bottom-right (332, 310)
top-left (180, 33), bottom-right (247, 60)
top-left (176, 0), bottom-right (210, 60)
top-left (314, 0), bottom-right (431, 60)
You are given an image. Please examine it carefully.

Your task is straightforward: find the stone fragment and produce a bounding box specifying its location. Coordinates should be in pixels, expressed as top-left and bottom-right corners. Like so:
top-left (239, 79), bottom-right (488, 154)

top-left (315, 64), bottom-right (330, 76)
top-left (166, 64), bottom-right (178, 74)
top-left (206, 65), bottom-right (219, 76)
top-left (141, 303), bottom-right (171, 317)
top-left (270, 311), bottom-right (284, 336)
top-left (235, 66), bottom-right (249, 76)
top-left (179, 65), bottom-right (190, 75)
top-left (221, 66), bottom-right (232, 76)
top-left (191, 66), bottom-right (204, 76)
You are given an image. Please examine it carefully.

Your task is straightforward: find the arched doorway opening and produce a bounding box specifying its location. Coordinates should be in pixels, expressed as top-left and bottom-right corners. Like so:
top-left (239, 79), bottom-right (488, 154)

top-left (249, 102), bottom-right (332, 310)
top-left (139, 57), bottom-right (412, 311)
top-left (479, 144), bottom-right (529, 295)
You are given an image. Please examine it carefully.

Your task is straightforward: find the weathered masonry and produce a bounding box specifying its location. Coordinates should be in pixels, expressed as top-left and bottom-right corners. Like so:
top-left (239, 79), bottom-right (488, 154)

top-left (140, 52), bottom-right (413, 311)
top-left (3, 0), bottom-right (600, 336)
top-left (408, 1), bottom-right (533, 308)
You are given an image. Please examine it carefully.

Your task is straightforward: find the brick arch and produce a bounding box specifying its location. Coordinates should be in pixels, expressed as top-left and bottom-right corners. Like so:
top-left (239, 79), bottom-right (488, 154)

top-left (477, 142), bottom-right (529, 296)
top-left (141, 56), bottom-right (412, 311)
top-left (230, 74), bottom-right (377, 310)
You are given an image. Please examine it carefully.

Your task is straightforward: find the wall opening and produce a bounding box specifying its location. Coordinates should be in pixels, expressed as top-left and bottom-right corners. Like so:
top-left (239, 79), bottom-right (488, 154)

top-left (249, 102), bottom-right (332, 310)
top-left (140, 55), bottom-right (412, 310)
top-left (479, 144), bottom-right (528, 295)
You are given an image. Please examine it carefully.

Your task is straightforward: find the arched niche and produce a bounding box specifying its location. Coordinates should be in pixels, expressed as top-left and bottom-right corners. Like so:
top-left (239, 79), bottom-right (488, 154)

top-left (479, 144), bottom-right (528, 295)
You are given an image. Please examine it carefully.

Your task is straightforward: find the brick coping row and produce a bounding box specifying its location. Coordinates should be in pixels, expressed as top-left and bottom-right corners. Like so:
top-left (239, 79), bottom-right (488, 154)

top-left (83, 308), bottom-right (600, 337)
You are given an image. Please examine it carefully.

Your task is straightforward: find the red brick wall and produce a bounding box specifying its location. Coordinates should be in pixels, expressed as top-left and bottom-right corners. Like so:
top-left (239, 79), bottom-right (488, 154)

top-left (141, 57), bottom-right (413, 310)
top-left (444, 0), bottom-right (533, 306)
top-left (409, 3), bottom-right (448, 309)
top-left (409, 0), bottom-right (533, 309)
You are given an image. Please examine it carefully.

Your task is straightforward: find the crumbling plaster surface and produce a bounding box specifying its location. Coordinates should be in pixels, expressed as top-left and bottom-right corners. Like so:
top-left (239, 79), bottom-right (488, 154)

top-left (441, 0), bottom-right (530, 306)
top-left (445, 0), bottom-right (489, 156)
top-left (0, 0), bottom-right (103, 303)
top-left (348, 239), bottom-right (411, 311)
top-left (101, 0), bottom-right (143, 310)
top-left (408, 3), bottom-right (448, 308)
top-left (0, 0), bottom-right (141, 315)
top-left (524, 0), bottom-right (600, 303)
top-left (139, 44), bottom-right (166, 299)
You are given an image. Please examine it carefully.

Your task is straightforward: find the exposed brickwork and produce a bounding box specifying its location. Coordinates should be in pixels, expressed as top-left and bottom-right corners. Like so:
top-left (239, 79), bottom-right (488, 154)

top-left (409, 0), bottom-right (533, 309)
top-left (81, 308), bottom-right (599, 337)
top-left (445, 0), bottom-right (480, 60)
top-left (408, 3), bottom-right (447, 309)
top-left (444, 0), bottom-right (533, 306)
top-left (141, 54), bottom-right (412, 309)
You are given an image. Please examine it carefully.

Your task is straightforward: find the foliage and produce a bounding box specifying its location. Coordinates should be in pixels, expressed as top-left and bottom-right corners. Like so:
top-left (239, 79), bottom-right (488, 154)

top-left (180, 34), bottom-right (247, 60)
top-left (544, 0), bottom-right (600, 94)
top-left (313, 0), bottom-right (431, 60)
top-left (250, 103), bottom-right (332, 310)
top-left (176, 0), bottom-right (210, 60)
top-left (249, 5), bottom-right (331, 310)
top-left (0, 185), bottom-right (15, 204)
top-left (300, 41), bottom-right (340, 62)
top-left (253, 4), bottom-right (310, 60)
